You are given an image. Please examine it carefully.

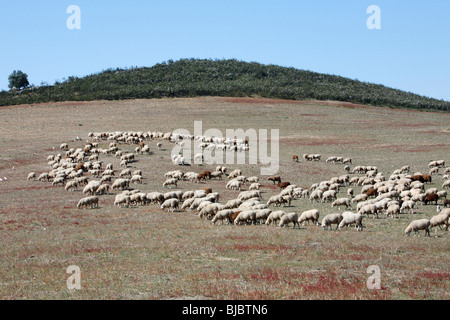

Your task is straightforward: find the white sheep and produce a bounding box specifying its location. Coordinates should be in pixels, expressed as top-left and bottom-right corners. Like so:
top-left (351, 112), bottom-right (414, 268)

top-left (65, 180), bottom-right (78, 191)
top-left (359, 204), bottom-right (378, 219)
top-left (321, 213), bottom-right (343, 230)
top-left (331, 198), bottom-right (352, 210)
top-left (278, 212), bottom-right (300, 228)
top-left (96, 184), bottom-right (110, 195)
top-left (130, 174), bottom-right (143, 184)
top-left (234, 210), bottom-right (257, 225)
top-left (298, 209), bottom-right (320, 226)
top-left (111, 178), bottom-right (129, 191)
top-left (198, 203), bottom-right (225, 219)
top-left (163, 178), bottom-right (178, 188)
top-left (160, 198), bottom-right (179, 212)
top-left (352, 194), bottom-right (368, 203)
top-left (211, 209), bottom-right (236, 225)
top-left (255, 209), bottom-right (272, 224)
top-left (224, 199), bottom-right (243, 209)
top-left (429, 213), bottom-right (449, 231)
top-left (309, 189), bottom-right (323, 203)
top-left (338, 211), bottom-right (364, 231)
top-left (385, 204), bottom-right (400, 218)
top-left (147, 192), bottom-right (165, 205)
top-left (77, 196), bottom-right (99, 209)
top-left (249, 183), bottom-right (261, 191)
top-left (265, 210), bottom-right (286, 226)
top-left (226, 179), bottom-right (241, 191)
top-left (404, 219), bottom-right (430, 237)
top-left (27, 172), bottom-right (36, 181)
top-left (442, 180), bottom-right (450, 189)
top-left (400, 200), bottom-right (415, 214)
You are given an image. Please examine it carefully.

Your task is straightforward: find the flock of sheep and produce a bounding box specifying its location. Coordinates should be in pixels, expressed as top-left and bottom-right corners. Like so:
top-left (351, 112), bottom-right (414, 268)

top-left (26, 130), bottom-right (450, 237)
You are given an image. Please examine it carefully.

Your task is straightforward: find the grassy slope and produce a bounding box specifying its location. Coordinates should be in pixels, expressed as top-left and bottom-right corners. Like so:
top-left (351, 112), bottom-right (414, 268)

top-left (1, 58), bottom-right (449, 111)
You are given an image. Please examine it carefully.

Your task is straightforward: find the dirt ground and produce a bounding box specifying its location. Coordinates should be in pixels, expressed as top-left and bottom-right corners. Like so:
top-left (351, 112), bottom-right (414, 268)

top-left (0, 96), bottom-right (449, 299)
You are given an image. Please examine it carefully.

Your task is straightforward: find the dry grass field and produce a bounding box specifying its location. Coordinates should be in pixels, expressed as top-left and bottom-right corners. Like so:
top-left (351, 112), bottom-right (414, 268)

top-left (0, 96), bottom-right (449, 300)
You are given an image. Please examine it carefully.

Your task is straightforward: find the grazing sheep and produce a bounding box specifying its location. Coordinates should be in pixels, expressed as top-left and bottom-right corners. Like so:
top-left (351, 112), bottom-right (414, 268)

top-left (359, 204), bottom-right (378, 219)
top-left (65, 180), bottom-right (78, 191)
top-left (160, 199), bottom-right (179, 212)
top-left (331, 198), bottom-right (352, 210)
top-left (385, 205), bottom-right (400, 218)
top-left (400, 200), bottom-right (416, 214)
top-left (298, 209), bottom-right (320, 226)
top-left (211, 209), bottom-right (236, 225)
top-left (130, 174), bottom-right (143, 184)
top-left (429, 167), bottom-right (439, 175)
top-left (404, 219), bottom-right (430, 237)
top-left (309, 189), bottom-right (323, 203)
top-left (267, 195), bottom-right (283, 207)
top-left (27, 172), bottom-right (36, 181)
top-left (147, 192), bottom-right (165, 205)
top-left (255, 209), bottom-right (272, 224)
top-left (245, 176), bottom-right (259, 184)
top-left (352, 194), bottom-right (368, 203)
top-left (226, 179), bottom-right (241, 191)
top-left (322, 190), bottom-right (337, 203)
top-left (228, 169), bottom-right (242, 179)
top-left (249, 183), bottom-right (261, 191)
top-left (347, 188), bottom-right (354, 197)
top-left (120, 168), bottom-right (132, 178)
top-left (437, 190), bottom-right (447, 200)
top-left (114, 194), bottom-right (130, 207)
top-left (277, 182), bottom-right (291, 189)
top-left (268, 176), bottom-right (281, 185)
top-left (278, 212), bottom-right (300, 228)
top-left (429, 213), bottom-right (449, 231)
top-left (234, 210), bottom-right (257, 225)
top-left (338, 212), bottom-right (364, 231)
top-left (163, 178), bottom-right (178, 188)
top-left (424, 193), bottom-right (439, 205)
top-left (198, 203), bottom-right (223, 219)
top-left (77, 196), bottom-right (99, 209)
top-left (265, 210), bottom-right (286, 226)
top-left (38, 172), bottom-right (49, 181)
top-left (96, 184), bottom-right (110, 195)
top-left (321, 213), bottom-right (343, 230)
top-left (224, 199), bottom-right (243, 209)
top-left (442, 180), bottom-right (450, 189)
top-left (52, 176), bottom-right (65, 186)
top-left (210, 171), bottom-right (223, 180)
top-left (111, 178), bottom-right (129, 191)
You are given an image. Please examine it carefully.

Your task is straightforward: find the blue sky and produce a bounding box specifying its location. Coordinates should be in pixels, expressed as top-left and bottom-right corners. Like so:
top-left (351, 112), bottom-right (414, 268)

top-left (1, 1), bottom-right (449, 101)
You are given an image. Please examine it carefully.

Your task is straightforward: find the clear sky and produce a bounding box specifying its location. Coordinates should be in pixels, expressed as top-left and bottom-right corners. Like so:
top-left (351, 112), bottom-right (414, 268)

top-left (1, 1), bottom-right (449, 101)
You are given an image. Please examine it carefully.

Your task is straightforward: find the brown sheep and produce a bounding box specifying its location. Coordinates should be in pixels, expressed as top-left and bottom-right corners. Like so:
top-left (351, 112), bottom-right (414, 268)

top-left (199, 171), bottom-right (212, 180)
top-left (292, 155), bottom-right (299, 162)
top-left (202, 187), bottom-right (212, 195)
top-left (424, 193), bottom-right (439, 205)
top-left (422, 174), bottom-right (432, 184)
top-left (277, 182), bottom-right (291, 189)
top-left (268, 176), bottom-right (281, 185)
top-left (365, 188), bottom-right (378, 198)
top-left (411, 175), bottom-right (424, 183)
top-left (444, 199), bottom-right (450, 207)
top-left (75, 163), bottom-right (86, 172)
top-left (229, 210), bottom-right (242, 224)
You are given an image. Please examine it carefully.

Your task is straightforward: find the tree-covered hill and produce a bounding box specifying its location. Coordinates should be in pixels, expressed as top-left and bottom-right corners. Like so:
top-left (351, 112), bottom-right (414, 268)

top-left (1, 58), bottom-right (448, 111)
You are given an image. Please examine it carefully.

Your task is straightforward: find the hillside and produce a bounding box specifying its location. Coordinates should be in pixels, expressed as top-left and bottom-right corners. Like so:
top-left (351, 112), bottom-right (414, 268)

top-left (1, 58), bottom-right (449, 111)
